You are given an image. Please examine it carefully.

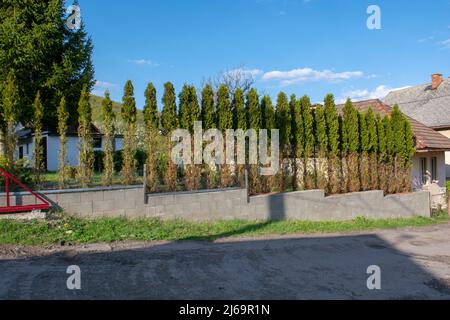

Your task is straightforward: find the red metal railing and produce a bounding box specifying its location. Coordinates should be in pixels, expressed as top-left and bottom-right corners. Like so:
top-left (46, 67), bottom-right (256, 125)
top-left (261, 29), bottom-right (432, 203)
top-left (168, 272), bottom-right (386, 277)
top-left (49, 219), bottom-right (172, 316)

top-left (0, 167), bottom-right (50, 214)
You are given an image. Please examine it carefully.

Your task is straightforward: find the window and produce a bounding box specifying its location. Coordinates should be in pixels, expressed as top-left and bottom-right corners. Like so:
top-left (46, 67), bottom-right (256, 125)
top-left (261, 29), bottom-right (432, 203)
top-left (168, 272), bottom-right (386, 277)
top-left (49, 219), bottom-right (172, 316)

top-left (421, 158), bottom-right (427, 184)
top-left (19, 146), bottom-right (24, 160)
top-left (93, 137), bottom-right (102, 149)
top-left (431, 157), bottom-right (437, 182)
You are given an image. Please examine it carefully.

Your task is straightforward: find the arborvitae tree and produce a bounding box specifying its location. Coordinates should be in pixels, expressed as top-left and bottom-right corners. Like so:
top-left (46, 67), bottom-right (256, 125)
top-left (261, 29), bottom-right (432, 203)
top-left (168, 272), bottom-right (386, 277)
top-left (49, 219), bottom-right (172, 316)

top-left (216, 85), bottom-right (232, 132)
top-left (161, 82), bottom-right (178, 133)
top-left (377, 114), bottom-right (387, 193)
top-left (315, 104), bottom-right (328, 191)
top-left (402, 117), bottom-right (415, 192)
top-left (300, 95), bottom-right (315, 189)
top-left (1, 70), bottom-right (19, 163)
top-left (365, 108), bottom-right (379, 190)
top-left (275, 92), bottom-right (291, 191)
top-left (216, 85), bottom-right (233, 186)
top-left (383, 115), bottom-right (395, 194)
top-left (101, 91), bottom-right (115, 186)
top-left (246, 88), bottom-right (261, 131)
top-left (232, 88), bottom-right (247, 130)
top-left (290, 95), bottom-right (303, 191)
top-left (164, 139), bottom-right (178, 192)
top-left (261, 95), bottom-right (275, 131)
top-left (359, 112), bottom-right (370, 191)
top-left (77, 85), bottom-right (94, 188)
top-left (143, 82), bottom-right (159, 131)
top-left (201, 84), bottom-right (216, 130)
top-left (178, 84), bottom-right (190, 130)
top-left (261, 95), bottom-right (276, 192)
top-left (33, 92), bottom-right (44, 188)
top-left (342, 99), bottom-right (360, 192)
top-left (391, 105), bottom-right (406, 193)
top-left (57, 96), bottom-right (69, 189)
top-left (121, 80), bottom-right (138, 185)
top-left (324, 94), bottom-right (340, 194)
top-left (188, 86), bottom-right (201, 132)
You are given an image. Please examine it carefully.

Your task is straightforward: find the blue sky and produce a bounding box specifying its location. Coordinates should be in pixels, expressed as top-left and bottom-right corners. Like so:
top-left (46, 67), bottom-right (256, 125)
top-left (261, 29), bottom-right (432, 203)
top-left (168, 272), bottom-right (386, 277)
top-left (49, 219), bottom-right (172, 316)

top-left (74, 0), bottom-right (450, 108)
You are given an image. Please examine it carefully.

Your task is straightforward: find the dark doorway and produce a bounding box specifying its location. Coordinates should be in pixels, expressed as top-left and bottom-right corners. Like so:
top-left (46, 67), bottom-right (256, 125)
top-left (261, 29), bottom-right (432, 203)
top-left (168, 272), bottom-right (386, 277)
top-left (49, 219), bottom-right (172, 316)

top-left (42, 136), bottom-right (48, 171)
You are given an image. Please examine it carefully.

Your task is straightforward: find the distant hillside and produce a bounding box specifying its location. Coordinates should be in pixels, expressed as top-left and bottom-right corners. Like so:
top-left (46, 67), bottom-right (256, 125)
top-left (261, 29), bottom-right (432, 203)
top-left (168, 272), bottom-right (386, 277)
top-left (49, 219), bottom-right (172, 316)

top-left (90, 95), bottom-right (144, 132)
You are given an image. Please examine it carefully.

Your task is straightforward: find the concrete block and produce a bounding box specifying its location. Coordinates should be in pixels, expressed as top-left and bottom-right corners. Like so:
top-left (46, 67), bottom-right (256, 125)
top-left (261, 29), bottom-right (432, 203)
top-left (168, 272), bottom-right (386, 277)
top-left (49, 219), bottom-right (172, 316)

top-left (93, 200), bottom-right (116, 212)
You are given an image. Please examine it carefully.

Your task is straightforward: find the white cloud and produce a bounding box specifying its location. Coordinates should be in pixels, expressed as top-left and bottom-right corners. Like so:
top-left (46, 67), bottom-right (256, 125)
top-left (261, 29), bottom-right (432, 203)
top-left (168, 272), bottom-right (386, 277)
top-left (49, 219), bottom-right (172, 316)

top-left (438, 38), bottom-right (450, 48)
top-left (262, 67), bottom-right (364, 86)
top-left (130, 59), bottom-right (160, 67)
top-left (337, 85), bottom-right (411, 103)
top-left (95, 80), bottom-right (117, 89)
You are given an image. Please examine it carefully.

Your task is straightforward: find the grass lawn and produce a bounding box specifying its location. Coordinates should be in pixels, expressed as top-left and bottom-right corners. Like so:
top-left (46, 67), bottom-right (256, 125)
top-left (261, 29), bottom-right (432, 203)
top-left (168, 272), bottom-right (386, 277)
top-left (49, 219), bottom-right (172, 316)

top-left (0, 211), bottom-right (448, 246)
top-left (41, 172), bottom-right (143, 190)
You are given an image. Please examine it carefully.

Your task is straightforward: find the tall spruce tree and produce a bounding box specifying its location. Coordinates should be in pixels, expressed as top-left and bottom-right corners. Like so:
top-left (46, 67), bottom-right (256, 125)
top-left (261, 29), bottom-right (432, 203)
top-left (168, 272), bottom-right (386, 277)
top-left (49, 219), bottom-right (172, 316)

top-left (101, 91), bottom-right (115, 186)
top-left (77, 85), bottom-right (94, 187)
top-left (275, 92), bottom-right (291, 191)
top-left (201, 84), bottom-right (216, 130)
top-left (324, 94), bottom-right (340, 194)
top-left (0, 1), bottom-right (94, 129)
top-left (57, 96), bottom-right (69, 189)
top-left (290, 95), bottom-right (303, 191)
top-left (402, 117), bottom-right (415, 192)
top-left (161, 82), bottom-right (178, 133)
top-left (121, 80), bottom-right (138, 185)
top-left (359, 111), bottom-right (370, 190)
top-left (261, 95), bottom-right (275, 131)
top-left (232, 88), bottom-right (247, 130)
top-left (143, 82), bottom-right (159, 131)
top-left (188, 86), bottom-right (201, 132)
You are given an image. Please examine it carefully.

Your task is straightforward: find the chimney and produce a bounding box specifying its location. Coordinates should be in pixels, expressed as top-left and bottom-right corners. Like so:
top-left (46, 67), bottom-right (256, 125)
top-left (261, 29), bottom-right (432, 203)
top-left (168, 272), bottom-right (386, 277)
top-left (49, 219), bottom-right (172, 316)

top-left (431, 73), bottom-right (443, 90)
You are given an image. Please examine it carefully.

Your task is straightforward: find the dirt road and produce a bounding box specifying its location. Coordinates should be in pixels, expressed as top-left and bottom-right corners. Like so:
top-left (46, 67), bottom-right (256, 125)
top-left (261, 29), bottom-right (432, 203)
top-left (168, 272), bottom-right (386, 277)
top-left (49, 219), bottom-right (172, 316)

top-left (1, 223), bottom-right (449, 299)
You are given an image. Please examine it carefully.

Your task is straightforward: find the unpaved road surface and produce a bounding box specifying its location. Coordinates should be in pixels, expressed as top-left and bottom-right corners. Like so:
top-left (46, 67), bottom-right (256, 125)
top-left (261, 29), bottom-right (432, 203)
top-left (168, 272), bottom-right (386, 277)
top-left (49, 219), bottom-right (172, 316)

top-left (1, 223), bottom-right (450, 300)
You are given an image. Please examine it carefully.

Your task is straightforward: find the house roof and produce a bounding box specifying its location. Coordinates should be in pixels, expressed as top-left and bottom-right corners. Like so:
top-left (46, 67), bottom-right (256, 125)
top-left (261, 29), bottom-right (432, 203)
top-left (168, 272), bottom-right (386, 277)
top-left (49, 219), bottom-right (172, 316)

top-left (17, 123), bottom-right (104, 139)
top-left (383, 78), bottom-right (450, 129)
top-left (336, 99), bottom-right (450, 152)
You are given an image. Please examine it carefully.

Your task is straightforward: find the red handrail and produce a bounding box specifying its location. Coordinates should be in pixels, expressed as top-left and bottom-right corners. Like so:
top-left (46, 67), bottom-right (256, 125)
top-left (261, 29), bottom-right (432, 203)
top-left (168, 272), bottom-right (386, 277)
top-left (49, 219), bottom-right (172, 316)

top-left (0, 167), bottom-right (50, 214)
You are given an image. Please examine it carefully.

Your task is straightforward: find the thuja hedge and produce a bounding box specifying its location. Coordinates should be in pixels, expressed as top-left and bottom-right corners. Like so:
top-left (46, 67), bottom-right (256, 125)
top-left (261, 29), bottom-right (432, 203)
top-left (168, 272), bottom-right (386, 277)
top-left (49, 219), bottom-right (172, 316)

top-left (99, 82), bottom-right (415, 195)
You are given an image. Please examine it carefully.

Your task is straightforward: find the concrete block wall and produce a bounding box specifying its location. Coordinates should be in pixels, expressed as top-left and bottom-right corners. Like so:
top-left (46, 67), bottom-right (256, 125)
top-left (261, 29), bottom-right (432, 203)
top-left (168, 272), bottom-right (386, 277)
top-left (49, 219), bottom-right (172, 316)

top-left (0, 186), bottom-right (431, 221)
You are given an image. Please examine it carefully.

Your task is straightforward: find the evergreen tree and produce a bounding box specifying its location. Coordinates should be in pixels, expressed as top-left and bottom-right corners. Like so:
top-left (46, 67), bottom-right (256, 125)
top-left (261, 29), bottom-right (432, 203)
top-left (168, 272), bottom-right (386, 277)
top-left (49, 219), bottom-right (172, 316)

top-left (33, 92), bottom-right (44, 188)
top-left (365, 108), bottom-right (379, 189)
top-left (383, 115), bottom-right (395, 194)
top-left (299, 96), bottom-right (315, 189)
top-left (402, 117), bottom-right (416, 192)
top-left (57, 96), bottom-right (69, 189)
top-left (315, 104), bottom-right (328, 190)
top-left (121, 80), bottom-right (138, 185)
top-left (201, 84), bottom-right (216, 130)
top-left (290, 95), bottom-right (303, 191)
top-left (342, 99), bottom-right (360, 192)
top-left (188, 85), bottom-right (201, 132)
top-left (275, 92), bottom-right (291, 191)
top-left (101, 91), bottom-right (115, 186)
top-left (246, 88), bottom-right (261, 131)
top-left (324, 94), bottom-right (340, 194)
top-left (143, 82), bottom-right (159, 131)
top-left (161, 82), bottom-right (178, 133)
top-left (359, 112), bottom-right (370, 190)
top-left (0, 0), bottom-right (94, 129)
top-left (1, 70), bottom-right (19, 162)
top-left (216, 85), bottom-right (232, 132)
top-left (178, 84), bottom-right (190, 130)
top-left (261, 95), bottom-right (275, 131)
top-left (232, 88), bottom-right (247, 130)
top-left (77, 85), bottom-right (94, 187)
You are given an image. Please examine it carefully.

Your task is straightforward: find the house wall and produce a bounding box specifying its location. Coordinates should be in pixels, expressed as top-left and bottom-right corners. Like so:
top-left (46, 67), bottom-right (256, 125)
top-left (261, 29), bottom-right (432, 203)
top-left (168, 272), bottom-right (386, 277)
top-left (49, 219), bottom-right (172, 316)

top-left (412, 151), bottom-right (446, 189)
top-left (436, 129), bottom-right (450, 179)
top-left (0, 187), bottom-right (431, 221)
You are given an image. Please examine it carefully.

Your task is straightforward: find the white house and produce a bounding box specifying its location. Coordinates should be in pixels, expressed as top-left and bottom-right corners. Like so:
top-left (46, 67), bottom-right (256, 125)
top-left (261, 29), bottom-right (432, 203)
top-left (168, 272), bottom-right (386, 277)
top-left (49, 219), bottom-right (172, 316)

top-left (17, 124), bottom-right (123, 172)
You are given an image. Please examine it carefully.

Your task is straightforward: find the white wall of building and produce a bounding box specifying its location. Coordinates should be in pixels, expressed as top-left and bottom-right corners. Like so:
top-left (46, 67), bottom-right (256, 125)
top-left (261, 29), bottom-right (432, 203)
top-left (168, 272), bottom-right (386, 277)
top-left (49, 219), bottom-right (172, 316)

top-left (412, 151), bottom-right (446, 190)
